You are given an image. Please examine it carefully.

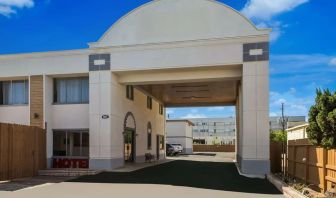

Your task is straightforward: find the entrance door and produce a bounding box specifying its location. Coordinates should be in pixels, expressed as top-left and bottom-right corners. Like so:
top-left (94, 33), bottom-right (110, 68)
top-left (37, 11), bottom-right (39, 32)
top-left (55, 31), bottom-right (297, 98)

top-left (124, 129), bottom-right (135, 162)
top-left (156, 135), bottom-right (160, 160)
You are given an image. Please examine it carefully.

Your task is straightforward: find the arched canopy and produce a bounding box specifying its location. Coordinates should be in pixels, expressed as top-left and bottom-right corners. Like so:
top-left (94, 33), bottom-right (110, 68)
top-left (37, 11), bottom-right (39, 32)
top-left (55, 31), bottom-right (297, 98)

top-left (90, 0), bottom-right (270, 48)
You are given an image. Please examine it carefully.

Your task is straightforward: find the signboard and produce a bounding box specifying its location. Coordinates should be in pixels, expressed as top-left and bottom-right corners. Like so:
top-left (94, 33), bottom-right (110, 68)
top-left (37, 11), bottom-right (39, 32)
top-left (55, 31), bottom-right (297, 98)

top-left (53, 158), bottom-right (89, 168)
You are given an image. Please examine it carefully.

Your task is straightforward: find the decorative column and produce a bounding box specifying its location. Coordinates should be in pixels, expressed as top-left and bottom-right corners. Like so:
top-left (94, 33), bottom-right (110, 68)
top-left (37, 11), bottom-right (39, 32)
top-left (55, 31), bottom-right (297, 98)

top-left (239, 42), bottom-right (270, 176)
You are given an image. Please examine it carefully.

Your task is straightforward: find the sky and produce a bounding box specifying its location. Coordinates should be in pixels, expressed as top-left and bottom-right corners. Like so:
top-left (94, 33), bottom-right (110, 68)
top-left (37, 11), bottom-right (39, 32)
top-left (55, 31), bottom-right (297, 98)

top-left (0, 0), bottom-right (335, 119)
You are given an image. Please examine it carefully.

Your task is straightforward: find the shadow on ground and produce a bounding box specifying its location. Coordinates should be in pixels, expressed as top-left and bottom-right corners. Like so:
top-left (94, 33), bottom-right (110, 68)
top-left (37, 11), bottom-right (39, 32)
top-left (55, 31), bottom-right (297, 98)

top-left (68, 160), bottom-right (281, 195)
top-left (0, 176), bottom-right (72, 191)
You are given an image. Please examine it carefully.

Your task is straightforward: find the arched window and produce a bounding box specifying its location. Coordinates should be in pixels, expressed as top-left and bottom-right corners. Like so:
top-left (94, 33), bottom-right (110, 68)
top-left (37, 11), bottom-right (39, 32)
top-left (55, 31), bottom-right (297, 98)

top-left (147, 122), bottom-right (152, 150)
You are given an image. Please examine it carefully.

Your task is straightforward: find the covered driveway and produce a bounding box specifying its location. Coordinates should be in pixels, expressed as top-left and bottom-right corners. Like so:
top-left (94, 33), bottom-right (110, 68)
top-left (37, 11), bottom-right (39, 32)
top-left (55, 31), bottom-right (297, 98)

top-left (68, 156), bottom-right (282, 197)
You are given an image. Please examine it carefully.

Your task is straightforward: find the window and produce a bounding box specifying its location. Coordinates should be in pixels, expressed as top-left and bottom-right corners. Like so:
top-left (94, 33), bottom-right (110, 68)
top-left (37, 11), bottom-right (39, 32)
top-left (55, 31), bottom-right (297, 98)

top-left (147, 96), bottom-right (152, 109)
top-left (147, 122), bottom-right (152, 150)
top-left (159, 135), bottom-right (165, 150)
top-left (53, 130), bottom-right (89, 157)
top-left (159, 104), bottom-right (164, 115)
top-left (126, 85), bottom-right (134, 100)
top-left (54, 77), bottom-right (89, 104)
top-left (0, 80), bottom-right (29, 105)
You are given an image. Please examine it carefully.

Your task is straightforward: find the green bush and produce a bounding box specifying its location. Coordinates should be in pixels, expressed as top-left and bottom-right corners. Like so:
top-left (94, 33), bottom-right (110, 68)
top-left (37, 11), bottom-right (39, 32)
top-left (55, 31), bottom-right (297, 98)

top-left (270, 130), bottom-right (287, 142)
top-left (307, 89), bottom-right (336, 148)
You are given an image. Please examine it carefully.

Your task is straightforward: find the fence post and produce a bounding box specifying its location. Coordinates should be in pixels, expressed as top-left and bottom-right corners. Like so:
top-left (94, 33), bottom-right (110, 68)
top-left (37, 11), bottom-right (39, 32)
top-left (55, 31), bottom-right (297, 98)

top-left (305, 145), bottom-right (310, 184)
top-left (322, 148), bottom-right (327, 192)
top-left (293, 144), bottom-right (297, 178)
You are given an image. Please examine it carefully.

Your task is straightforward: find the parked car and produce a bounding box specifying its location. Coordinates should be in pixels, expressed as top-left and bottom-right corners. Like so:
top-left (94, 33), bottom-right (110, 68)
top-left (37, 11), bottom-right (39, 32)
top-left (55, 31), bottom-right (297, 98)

top-left (166, 144), bottom-right (175, 156)
top-left (171, 144), bottom-right (183, 154)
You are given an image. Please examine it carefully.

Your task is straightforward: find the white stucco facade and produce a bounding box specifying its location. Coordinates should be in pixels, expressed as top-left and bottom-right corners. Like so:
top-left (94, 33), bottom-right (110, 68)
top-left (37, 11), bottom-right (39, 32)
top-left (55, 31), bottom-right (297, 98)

top-left (0, 0), bottom-right (270, 176)
top-left (166, 120), bottom-right (194, 154)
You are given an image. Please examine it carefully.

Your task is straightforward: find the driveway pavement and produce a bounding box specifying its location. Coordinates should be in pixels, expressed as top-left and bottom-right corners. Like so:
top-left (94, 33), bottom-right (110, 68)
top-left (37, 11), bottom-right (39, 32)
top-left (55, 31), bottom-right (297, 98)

top-left (0, 153), bottom-right (283, 198)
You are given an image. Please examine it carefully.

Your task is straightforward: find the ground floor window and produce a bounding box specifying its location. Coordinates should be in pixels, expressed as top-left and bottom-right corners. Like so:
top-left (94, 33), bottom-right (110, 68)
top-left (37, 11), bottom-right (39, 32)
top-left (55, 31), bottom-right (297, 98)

top-left (53, 130), bottom-right (89, 157)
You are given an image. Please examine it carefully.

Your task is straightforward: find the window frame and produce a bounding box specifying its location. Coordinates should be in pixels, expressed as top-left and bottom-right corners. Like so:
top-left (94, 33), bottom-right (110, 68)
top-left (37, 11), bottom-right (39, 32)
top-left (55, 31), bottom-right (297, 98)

top-left (147, 122), bottom-right (152, 150)
top-left (126, 85), bottom-right (134, 101)
top-left (52, 129), bottom-right (89, 158)
top-left (147, 96), bottom-right (152, 109)
top-left (53, 77), bottom-right (89, 105)
top-left (159, 104), bottom-right (164, 115)
top-left (0, 80), bottom-right (29, 106)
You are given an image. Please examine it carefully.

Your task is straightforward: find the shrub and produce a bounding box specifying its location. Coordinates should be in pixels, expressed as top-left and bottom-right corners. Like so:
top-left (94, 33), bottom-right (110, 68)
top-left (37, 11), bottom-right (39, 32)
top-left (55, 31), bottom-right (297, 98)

top-left (307, 89), bottom-right (336, 148)
top-left (270, 130), bottom-right (287, 142)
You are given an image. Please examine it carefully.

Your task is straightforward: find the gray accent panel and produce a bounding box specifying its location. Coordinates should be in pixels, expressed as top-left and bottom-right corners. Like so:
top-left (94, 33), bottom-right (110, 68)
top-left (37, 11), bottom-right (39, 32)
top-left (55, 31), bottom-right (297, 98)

top-left (183, 148), bottom-right (193, 154)
top-left (90, 158), bottom-right (124, 170)
top-left (89, 53), bottom-right (111, 71)
top-left (239, 158), bottom-right (270, 175)
top-left (243, 42), bottom-right (269, 62)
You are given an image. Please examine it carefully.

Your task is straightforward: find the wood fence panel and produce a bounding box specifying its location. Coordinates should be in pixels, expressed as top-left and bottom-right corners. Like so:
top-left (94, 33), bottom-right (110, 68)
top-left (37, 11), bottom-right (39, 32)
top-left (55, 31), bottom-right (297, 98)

top-left (287, 139), bottom-right (336, 193)
top-left (0, 123), bottom-right (46, 181)
top-left (270, 141), bottom-right (282, 173)
top-left (193, 145), bottom-right (235, 152)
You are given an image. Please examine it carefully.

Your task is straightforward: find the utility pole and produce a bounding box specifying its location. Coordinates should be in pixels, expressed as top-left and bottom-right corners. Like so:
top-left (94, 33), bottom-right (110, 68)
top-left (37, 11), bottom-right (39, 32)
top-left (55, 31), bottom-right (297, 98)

top-left (280, 103), bottom-right (288, 177)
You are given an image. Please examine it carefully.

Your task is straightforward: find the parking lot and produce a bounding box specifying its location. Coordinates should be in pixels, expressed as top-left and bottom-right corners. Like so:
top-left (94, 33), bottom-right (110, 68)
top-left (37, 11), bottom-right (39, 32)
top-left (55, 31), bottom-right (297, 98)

top-left (0, 153), bottom-right (282, 198)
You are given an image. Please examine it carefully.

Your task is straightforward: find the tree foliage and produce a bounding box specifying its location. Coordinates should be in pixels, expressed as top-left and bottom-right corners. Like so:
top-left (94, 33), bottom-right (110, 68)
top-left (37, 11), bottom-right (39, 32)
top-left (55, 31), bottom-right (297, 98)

top-left (307, 89), bottom-right (336, 148)
top-left (270, 130), bottom-right (287, 142)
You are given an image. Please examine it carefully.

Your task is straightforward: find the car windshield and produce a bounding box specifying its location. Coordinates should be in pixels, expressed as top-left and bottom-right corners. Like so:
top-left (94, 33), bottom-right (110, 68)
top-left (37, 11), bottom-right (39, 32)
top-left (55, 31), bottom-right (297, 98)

top-left (172, 144), bottom-right (181, 146)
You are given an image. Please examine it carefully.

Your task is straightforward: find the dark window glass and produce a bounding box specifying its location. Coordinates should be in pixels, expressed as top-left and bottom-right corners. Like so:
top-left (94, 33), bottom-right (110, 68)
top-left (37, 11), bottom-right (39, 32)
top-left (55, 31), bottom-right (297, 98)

top-left (147, 96), bottom-right (152, 109)
top-left (147, 122), bottom-right (152, 149)
top-left (126, 85), bottom-right (134, 100)
top-left (159, 104), bottom-right (164, 115)
top-left (0, 80), bottom-right (29, 105)
top-left (53, 130), bottom-right (89, 157)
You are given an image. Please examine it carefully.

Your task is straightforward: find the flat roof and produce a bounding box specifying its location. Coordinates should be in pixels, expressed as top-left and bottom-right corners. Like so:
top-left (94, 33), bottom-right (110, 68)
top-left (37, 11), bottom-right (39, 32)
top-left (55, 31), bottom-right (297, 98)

top-left (286, 123), bottom-right (309, 131)
top-left (166, 119), bottom-right (195, 126)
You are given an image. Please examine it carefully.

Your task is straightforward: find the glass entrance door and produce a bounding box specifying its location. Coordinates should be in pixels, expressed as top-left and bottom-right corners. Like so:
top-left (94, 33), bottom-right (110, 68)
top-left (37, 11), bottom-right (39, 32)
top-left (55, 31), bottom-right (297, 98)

top-left (124, 129), bottom-right (135, 162)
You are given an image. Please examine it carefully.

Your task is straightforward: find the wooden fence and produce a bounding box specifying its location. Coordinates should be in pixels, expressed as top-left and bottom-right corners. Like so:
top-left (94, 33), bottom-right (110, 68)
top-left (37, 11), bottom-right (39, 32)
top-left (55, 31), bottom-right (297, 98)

top-left (270, 141), bottom-right (283, 174)
top-left (193, 144), bottom-right (235, 152)
top-left (287, 139), bottom-right (336, 193)
top-left (0, 123), bottom-right (46, 181)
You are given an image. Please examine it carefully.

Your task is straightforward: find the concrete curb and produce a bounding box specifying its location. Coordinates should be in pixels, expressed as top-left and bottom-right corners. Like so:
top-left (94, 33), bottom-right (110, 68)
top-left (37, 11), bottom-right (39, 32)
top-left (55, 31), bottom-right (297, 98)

top-left (267, 174), bottom-right (306, 198)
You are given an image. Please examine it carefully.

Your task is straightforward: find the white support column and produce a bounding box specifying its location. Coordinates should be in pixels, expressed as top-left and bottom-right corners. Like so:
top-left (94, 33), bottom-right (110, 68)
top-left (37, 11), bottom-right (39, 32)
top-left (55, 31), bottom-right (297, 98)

top-left (89, 70), bottom-right (114, 169)
top-left (239, 60), bottom-right (270, 176)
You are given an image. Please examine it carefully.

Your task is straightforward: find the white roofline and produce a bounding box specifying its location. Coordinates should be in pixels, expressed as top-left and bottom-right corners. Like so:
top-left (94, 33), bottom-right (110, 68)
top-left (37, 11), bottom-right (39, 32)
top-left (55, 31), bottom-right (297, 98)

top-left (286, 123), bottom-right (309, 131)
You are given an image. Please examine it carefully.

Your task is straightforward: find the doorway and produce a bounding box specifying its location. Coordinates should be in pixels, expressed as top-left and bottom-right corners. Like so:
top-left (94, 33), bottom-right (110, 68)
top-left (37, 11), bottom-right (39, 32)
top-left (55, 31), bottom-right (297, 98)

top-left (124, 129), bottom-right (135, 162)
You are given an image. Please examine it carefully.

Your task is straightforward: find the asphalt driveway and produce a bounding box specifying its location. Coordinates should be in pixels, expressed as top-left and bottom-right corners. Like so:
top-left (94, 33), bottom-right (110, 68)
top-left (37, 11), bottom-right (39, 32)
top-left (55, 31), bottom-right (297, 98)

top-left (69, 160), bottom-right (281, 195)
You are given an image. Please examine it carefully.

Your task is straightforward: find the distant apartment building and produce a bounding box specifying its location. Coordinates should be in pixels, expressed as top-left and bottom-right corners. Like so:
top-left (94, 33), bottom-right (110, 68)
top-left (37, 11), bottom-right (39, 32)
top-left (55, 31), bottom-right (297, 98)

top-left (269, 116), bottom-right (306, 131)
top-left (190, 118), bottom-right (236, 145)
top-left (188, 116), bottom-right (306, 145)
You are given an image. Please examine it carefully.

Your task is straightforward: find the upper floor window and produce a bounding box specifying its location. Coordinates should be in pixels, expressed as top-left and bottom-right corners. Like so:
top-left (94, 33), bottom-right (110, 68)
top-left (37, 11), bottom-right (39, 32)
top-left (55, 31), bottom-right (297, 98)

top-left (0, 80), bottom-right (29, 105)
top-left (126, 85), bottom-right (134, 100)
top-left (147, 122), bottom-right (152, 150)
top-left (147, 96), bottom-right (152, 109)
top-left (54, 77), bottom-right (89, 104)
top-left (159, 104), bottom-right (164, 115)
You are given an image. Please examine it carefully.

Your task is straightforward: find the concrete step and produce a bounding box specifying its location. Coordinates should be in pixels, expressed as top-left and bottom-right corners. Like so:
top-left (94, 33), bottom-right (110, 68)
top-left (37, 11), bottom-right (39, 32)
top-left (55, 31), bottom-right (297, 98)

top-left (38, 169), bottom-right (102, 177)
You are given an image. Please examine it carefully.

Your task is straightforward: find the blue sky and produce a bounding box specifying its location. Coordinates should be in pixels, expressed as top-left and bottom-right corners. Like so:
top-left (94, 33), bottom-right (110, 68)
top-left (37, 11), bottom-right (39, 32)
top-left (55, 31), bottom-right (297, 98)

top-left (0, 0), bottom-right (335, 119)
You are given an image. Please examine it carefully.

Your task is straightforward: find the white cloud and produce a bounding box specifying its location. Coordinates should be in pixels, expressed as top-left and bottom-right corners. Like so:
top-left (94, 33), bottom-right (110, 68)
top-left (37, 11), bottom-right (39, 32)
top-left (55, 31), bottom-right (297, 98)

top-left (330, 58), bottom-right (336, 66)
top-left (182, 113), bottom-right (207, 119)
top-left (269, 88), bottom-right (314, 117)
top-left (207, 107), bottom-right (225, 111)
top-left (0, 0), bottom-right (34, 17)
top-left (241, 0), bottom-right (309, 41)
top-left (241, 0), bottom-right (309, 21)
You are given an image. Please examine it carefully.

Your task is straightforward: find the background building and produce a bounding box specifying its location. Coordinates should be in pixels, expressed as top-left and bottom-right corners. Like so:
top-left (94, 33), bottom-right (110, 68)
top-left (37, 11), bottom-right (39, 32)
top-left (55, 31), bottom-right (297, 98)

top-left (166, 120), bottom-right (194, 154)
top-left (269, 116), bottom-right (306, 131)
top-left (189, 118), bottom-right (236, 145)
top-left (286, 123), bottom-right (309, 141)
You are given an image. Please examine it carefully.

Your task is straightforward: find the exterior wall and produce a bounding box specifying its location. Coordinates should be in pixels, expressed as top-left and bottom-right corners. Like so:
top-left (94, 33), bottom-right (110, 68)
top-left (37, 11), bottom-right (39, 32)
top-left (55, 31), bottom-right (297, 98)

top-left (287, 125), bottom-right (308, 141)
top-left (166, 121), bottom-right (193, 154)
top-left (0, 106), bottom-right (30, 125)
top-left (89, 71), bottom-right (165, 170)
